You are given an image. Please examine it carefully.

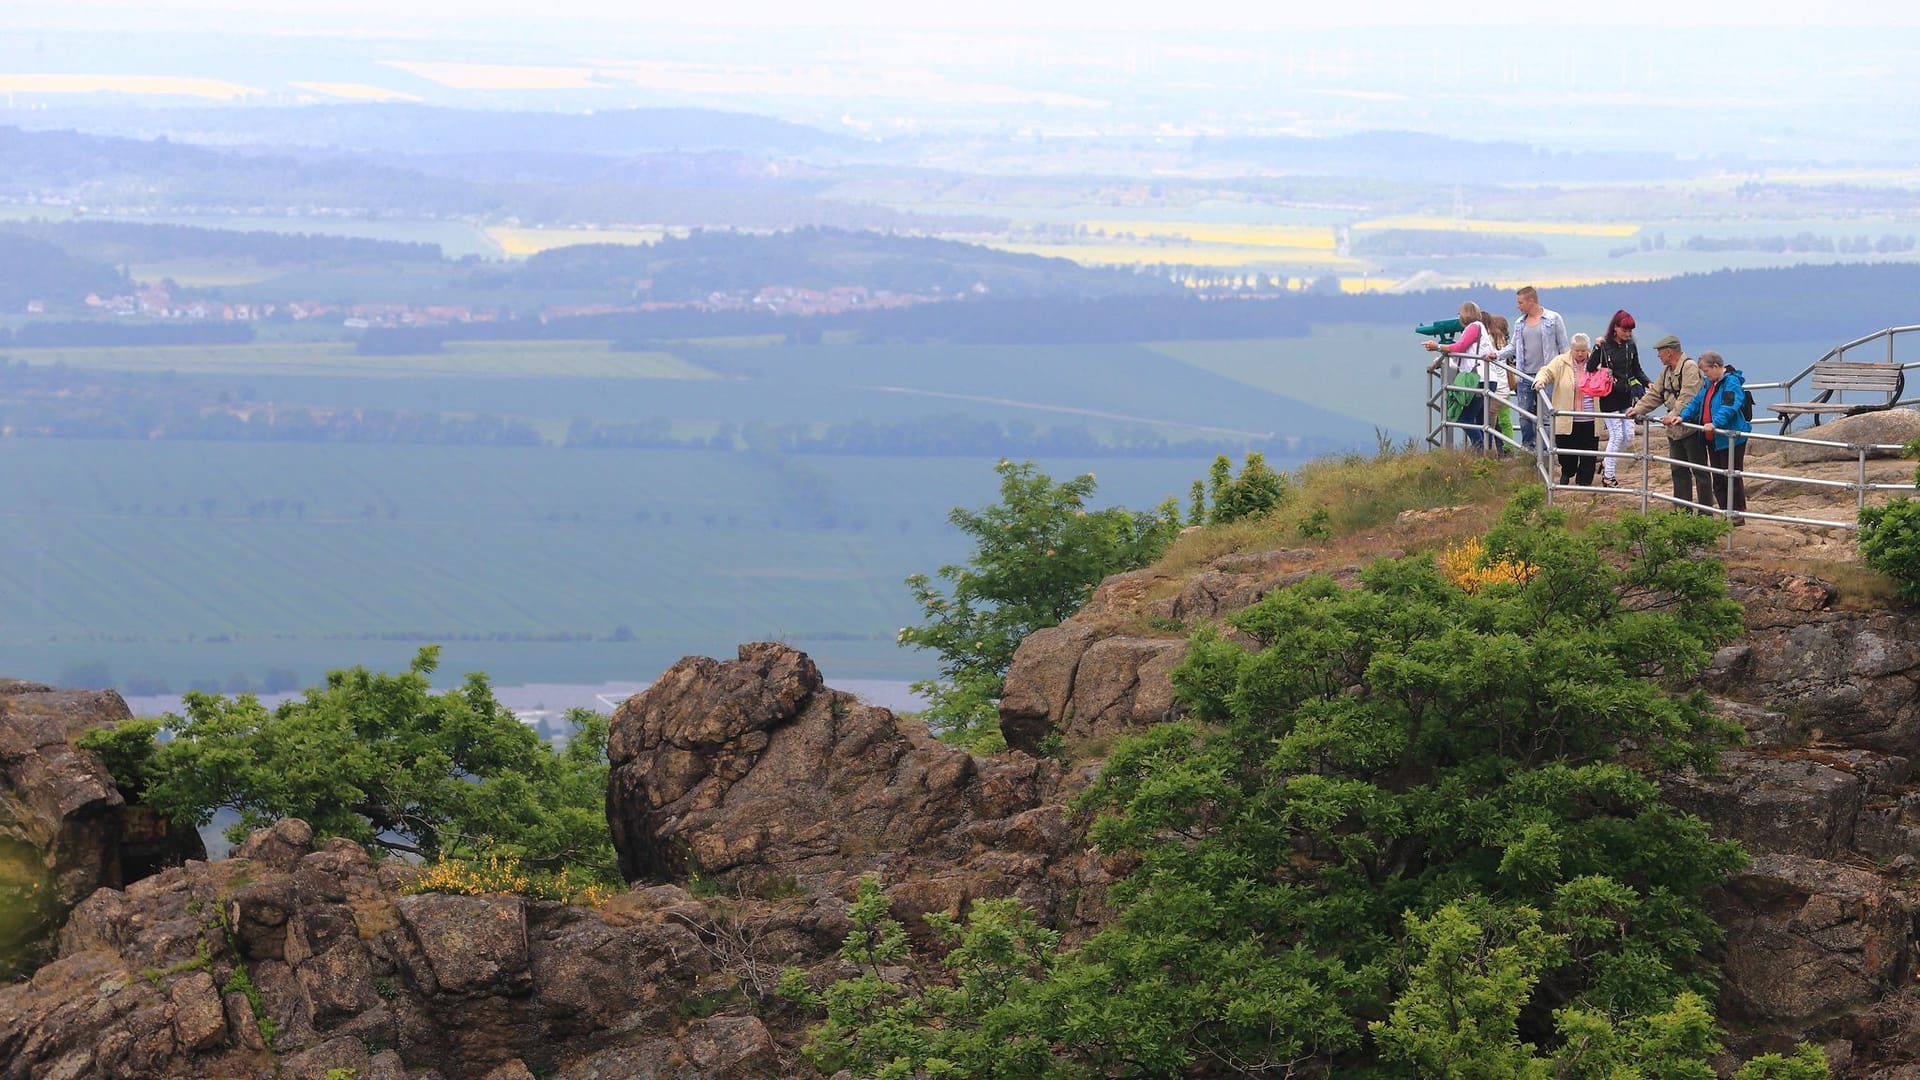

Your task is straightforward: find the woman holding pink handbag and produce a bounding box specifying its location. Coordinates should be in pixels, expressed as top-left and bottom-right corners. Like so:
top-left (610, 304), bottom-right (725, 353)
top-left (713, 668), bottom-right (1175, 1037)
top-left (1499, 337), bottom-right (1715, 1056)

top-left (1533, 333), bottom-right (1601, 486)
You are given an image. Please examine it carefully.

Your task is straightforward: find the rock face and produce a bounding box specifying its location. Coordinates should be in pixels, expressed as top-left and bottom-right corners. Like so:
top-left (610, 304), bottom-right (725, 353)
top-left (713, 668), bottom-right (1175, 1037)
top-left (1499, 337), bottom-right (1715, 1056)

top-left (0, 820), bottom-right (801, 1080)
top-left (606, 642), bottom-right (1099, 932)
top-left (997, 547), bottom-right (1333, 755)
top-left (1707, 568), bottom-right (1920, 754)
top-left (0, 680), bottom-right (204, 979)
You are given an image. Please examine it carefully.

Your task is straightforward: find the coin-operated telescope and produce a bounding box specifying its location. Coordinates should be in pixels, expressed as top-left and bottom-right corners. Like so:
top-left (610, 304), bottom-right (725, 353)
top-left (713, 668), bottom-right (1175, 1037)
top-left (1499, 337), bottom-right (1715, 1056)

top-left (1414, 317), bottom-right (1464, 345)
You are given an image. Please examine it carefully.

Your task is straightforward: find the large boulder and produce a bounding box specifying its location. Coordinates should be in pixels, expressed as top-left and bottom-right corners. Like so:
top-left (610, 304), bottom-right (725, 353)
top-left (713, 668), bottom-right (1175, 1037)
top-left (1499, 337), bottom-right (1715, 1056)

top-left (606, 643), bottom-right (1078, 923)
top-left (1715, 854), bottom-right (1913, 1032)
top-left (1780, 408), bottom-right (1920, 464)
top-left (0, 680), bottom-right (203, 979)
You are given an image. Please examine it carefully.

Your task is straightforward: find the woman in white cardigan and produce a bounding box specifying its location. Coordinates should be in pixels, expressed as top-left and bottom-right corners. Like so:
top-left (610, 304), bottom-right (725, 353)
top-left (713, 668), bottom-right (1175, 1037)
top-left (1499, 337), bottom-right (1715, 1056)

top-left (1532, 332), bottom-right (1600, 486)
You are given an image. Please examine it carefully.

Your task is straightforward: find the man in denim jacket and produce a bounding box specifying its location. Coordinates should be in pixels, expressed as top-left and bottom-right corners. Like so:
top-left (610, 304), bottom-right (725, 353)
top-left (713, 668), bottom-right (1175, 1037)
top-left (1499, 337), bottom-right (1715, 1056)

top-left (1489, 285), bottom-right (1570, 450)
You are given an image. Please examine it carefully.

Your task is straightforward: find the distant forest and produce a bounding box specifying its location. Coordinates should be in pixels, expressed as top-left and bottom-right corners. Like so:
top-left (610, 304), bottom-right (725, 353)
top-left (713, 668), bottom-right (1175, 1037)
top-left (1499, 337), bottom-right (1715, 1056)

top-left (0, 219), bottom-right (444, 265)
top-left (505, 227), bottom-right (1175, 300)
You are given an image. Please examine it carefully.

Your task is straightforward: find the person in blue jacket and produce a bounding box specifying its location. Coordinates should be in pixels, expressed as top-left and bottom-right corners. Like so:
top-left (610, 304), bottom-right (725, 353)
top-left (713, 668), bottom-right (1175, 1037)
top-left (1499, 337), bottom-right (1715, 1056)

top-left (1663, 350), bottom-right (1749, 521)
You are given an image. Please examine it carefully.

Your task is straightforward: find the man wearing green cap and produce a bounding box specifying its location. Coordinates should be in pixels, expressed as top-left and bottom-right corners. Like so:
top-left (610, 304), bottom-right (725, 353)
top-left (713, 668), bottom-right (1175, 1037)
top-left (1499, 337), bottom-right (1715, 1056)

top-left (1628, 334), bottom-right (1710, 510)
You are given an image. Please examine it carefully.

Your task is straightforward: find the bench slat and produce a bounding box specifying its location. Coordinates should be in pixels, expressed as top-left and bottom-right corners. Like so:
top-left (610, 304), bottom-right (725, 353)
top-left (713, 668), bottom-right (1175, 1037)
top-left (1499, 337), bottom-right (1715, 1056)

top-left (1812, 374), bottom-right (1902, 386)
top-left (1770, 402), bottom-right (1877, 415)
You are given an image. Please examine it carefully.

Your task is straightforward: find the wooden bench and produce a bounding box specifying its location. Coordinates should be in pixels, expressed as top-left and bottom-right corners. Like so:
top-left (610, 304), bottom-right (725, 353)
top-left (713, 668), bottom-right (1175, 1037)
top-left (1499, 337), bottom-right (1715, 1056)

top-left (1769, 361), bottom-right (1905, 432)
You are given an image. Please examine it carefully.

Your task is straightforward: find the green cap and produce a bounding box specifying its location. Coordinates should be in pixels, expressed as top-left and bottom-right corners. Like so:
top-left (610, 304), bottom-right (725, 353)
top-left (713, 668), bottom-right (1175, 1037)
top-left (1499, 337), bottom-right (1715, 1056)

top-left (1652, 334), bottom-right (1681, 351)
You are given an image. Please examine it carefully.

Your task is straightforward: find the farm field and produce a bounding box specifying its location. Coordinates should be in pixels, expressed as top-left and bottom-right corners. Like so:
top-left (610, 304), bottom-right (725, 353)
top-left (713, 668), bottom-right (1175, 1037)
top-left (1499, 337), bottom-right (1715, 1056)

top-left (485, 225), bottom-right (676, 256)
top-left (0, 439), bottom-right (1214, 692)
top-left (5, 340), bottom-right (707, 380)
top-left (11, 338), bottom-right (1376, 447)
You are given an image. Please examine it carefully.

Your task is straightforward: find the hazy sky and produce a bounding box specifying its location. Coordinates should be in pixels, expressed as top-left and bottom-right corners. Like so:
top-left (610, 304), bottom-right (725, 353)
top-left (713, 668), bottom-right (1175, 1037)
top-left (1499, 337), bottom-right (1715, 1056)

top-left (17, 0), bottom-right (1920, 30)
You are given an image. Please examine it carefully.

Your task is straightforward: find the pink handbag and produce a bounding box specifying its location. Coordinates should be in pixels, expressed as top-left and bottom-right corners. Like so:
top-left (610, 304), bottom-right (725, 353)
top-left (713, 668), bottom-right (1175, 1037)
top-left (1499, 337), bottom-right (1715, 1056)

top-left (1578, 365), bottom-right (1614, 399)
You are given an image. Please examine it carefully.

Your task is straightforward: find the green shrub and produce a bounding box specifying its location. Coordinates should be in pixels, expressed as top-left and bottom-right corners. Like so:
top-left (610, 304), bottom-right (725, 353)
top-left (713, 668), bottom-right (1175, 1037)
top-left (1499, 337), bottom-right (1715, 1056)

top-left (1858, 496), bottom-right (1920, 601)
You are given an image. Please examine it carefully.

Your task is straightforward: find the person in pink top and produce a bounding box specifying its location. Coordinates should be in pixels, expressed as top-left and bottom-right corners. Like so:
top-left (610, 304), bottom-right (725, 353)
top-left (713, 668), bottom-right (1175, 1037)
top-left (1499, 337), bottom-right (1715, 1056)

top-left (1424, 300), bottom-right (1496, 448)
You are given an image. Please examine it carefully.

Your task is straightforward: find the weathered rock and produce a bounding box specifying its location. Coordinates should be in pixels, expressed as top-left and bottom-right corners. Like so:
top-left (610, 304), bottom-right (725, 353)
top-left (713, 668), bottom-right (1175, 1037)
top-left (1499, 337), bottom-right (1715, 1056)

top-left (0, 818), bottom-right (778, 1080)
top-left (1715, 854), bottom-right (1912, 1030)
top-left (1058, 636), bottom-right (1187, 748)
top-left (0, 681), bottom-right (204, 978)
top-left (167, 970), bottom-right (227, 1052)
top-left (607, 642), bottom-right (1062, 892)
top-left (231, 817), bottom-right (315, 871)
top-left (1076, 565), bottom-right (1178, 623)
top-left (1781, 409), bottom-right (1920, 464)
top-left (280, 1035), bottom-right (371, 1080)
top-left (552, 1014), bottom-right (780, 1080)
top-left (395, 893), bottom-right (531, 997)
top-left (1703, 606), bottom-right (1920, 755)
top-left (1662, 751), bottom-right (1868, 859)
top-left (1168, 548), bottom-right (1317, 623)
top-left (998, 622), bottom-right (1101, 754)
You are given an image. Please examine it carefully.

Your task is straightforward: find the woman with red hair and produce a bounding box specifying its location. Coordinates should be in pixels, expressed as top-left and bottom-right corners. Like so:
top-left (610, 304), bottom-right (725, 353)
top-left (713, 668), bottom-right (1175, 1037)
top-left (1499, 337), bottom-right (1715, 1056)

top-left (1592, 310), bottom-right (1650, 487)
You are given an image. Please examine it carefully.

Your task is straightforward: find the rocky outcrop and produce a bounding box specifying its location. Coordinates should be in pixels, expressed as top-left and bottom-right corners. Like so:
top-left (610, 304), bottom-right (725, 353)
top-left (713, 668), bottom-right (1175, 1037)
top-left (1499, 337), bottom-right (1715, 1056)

top-left (997, 547), bottom-right (1343, 755)
top-left (1717, 855), bottom-right (1912, 1033)
top-left (607, 642), bottom-right (1099, 932)
top-left (0, 820), bottom-right (805, 1080)
top-left (1707, 568), bottom-right (1920, 753)
top-left (0, 680), bottom-right (204, 979)
top-left (1777, 409), bottom-right (1920, 465)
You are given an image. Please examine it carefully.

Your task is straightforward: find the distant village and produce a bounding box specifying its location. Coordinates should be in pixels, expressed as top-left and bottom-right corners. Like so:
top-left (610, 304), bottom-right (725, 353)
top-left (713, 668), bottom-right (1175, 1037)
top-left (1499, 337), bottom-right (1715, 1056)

top-left (61, 281), bottom-right (951, 328)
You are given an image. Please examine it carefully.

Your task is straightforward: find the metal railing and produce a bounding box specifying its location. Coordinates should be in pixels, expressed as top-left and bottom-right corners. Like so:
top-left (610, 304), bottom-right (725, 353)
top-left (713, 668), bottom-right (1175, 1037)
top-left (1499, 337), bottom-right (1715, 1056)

top-left (1424, 354), bottom-right (1918, 533)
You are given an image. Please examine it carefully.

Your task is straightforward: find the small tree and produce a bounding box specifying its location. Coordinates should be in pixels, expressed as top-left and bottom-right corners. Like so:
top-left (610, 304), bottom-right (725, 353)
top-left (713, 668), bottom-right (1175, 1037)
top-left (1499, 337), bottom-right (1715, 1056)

top-left (1189, 452), bottom-right (1292, 526)
top-left (101, 648), bottom-right (618, 886)
top-left (901, 459), bottom-right (1178, 748)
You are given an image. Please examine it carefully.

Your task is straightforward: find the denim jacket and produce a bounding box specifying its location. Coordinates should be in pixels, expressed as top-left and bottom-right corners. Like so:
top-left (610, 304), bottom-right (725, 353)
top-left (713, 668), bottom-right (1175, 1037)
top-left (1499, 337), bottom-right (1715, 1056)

top-left (1493, 308), bottom-right (1570, 376)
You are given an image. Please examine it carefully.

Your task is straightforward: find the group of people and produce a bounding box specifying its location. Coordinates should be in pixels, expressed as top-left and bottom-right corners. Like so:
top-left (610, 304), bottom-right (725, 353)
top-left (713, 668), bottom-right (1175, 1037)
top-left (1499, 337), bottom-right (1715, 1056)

top-left (1425, 285), bottom-right (1750, 519)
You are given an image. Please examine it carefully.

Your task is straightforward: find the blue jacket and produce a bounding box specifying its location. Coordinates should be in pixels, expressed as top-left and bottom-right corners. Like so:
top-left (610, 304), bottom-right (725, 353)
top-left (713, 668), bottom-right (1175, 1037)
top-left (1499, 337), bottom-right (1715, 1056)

top-left (1679, 366), bottom-right (1750, 450)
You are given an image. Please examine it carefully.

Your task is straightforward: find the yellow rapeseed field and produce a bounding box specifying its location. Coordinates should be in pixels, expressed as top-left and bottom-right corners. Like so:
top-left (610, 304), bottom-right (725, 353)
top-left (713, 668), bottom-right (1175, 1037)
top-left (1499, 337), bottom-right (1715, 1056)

top-left (486, 226), bottom-right (672, 257)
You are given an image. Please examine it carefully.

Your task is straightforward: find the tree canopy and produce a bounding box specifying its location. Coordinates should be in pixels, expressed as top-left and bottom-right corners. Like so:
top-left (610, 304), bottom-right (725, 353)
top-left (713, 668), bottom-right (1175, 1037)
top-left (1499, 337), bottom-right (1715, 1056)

top-left (793, 492), bottom-right (1827, 1078)
top-left (90, 647), bottom-right (616, 886)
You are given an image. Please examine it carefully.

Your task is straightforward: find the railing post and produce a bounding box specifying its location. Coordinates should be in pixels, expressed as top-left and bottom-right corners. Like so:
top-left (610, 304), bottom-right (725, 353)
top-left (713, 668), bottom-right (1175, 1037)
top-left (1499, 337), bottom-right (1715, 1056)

top-left (1639, 420), bottom-right (1651, 513)
top-left (1860, 446), bottom-right (1870, 511)
top-left (1541, 398), bottom-right (1556, 505)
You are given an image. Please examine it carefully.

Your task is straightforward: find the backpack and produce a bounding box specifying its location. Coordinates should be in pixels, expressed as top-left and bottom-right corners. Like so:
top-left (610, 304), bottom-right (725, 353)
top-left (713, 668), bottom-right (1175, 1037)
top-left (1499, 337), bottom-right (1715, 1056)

top-left (1742, 389), bottom-right (1755, 421)
top-left (1578, 364), bottom-right (1614, 400)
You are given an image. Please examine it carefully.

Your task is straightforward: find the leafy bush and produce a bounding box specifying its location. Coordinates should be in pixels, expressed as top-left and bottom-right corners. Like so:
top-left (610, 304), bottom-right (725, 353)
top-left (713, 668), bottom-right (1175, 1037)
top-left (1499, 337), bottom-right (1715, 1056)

top-left (1857, 496), bottom-right (1920, 601)
top-left (112, 649), bottom-right (619, 888)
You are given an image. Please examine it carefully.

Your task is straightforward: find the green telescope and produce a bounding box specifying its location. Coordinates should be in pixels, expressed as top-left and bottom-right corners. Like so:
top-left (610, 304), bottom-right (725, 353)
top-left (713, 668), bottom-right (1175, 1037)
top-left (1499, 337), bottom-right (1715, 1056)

top-left (1415, 317), bottom-right (1464, 344)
